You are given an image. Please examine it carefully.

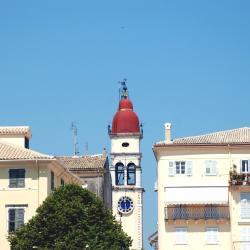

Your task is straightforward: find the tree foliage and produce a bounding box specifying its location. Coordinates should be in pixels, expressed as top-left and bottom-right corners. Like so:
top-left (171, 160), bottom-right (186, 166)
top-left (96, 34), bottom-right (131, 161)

top-left (8, 184), bottom-right (132, 250)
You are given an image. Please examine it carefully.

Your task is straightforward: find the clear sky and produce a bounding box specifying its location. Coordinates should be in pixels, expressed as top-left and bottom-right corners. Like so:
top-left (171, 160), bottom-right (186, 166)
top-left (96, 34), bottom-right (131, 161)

top-left (1, 1), bottom-right (250, 249)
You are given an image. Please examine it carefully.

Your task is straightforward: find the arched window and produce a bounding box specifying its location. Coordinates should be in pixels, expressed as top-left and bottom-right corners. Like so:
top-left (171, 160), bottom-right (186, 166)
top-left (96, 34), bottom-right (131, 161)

top-left (115, 163), bottom-right (124, 185)
top-left (127, 163), bottom-right (136, 185)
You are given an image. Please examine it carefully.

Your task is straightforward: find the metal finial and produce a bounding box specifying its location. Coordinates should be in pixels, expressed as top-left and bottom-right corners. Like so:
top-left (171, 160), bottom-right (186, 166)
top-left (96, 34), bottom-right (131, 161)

top-left (118, 78), bottom-right (129, 100)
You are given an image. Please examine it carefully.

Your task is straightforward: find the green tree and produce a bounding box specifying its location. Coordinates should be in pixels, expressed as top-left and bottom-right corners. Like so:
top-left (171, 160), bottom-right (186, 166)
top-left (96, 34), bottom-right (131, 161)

top-left (8, 184), bottom-right (132, 250)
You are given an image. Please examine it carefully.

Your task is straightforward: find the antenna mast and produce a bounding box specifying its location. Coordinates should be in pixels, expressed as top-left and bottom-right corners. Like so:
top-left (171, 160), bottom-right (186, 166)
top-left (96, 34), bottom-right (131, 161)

top-left (71, 122), bottom-right (79, 156)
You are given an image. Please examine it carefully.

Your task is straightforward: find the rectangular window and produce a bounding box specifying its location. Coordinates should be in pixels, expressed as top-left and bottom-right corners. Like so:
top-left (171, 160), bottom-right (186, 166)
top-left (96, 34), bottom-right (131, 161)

top-left (176, 161), bottom-right (186, 175)
top-left (241, 193), bottom-right (250, 219)
top-left (241, 227), bottom-right (250, 250)
top-left (176, 227), bottom-right (187, 245)
top-left (51, 171), bottom-right (55, 190)
top-left (8, 208), bottom-right (24, 232)
top-left (205, 160), bottom-right (217, 176)
top-left (242, 160), bottom-right (250, 173)
top-left (169, 161), bottom-right (192, 176)
top-left (206, 227), bottom-right (219, 244)
top-left (9, 169), bottom-right (25, 188)
top-left (61, 178), bottom-right (65, 186)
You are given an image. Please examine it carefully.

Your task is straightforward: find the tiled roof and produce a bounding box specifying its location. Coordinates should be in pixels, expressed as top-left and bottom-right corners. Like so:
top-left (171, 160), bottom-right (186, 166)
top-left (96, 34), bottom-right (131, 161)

top-left (0, 140), bottom-right (52, 160)
top-left (0, 126), bottom-right (32, 138)
top-left (155, 127), bottom-right (250, 146)
top-left (56, 154), bottom-right (107, 170)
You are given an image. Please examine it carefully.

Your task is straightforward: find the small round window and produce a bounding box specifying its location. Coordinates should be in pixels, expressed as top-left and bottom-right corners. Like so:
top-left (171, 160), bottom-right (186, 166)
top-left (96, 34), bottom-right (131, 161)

top-left (122, 142), bottom-right (129, 147)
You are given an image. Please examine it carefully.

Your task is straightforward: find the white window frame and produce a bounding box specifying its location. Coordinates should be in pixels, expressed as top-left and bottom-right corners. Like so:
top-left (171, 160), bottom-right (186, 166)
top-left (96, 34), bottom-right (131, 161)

top-left (241, 160), bottom-right (250, 174)
top-left (240, 227), bottom-right (250, 250)
top-left (241, 193), bottom-right (250, 219)
top-left (176, 227), bottom-right (188, 245)
top-left (6, 205), bottom-right (27, 233)
top-left (169, 161), bottom-right (192, 176)
top-left (206, 227), bottom-right (219, 245)
top-left (204, 160), bottom-right (217, 176)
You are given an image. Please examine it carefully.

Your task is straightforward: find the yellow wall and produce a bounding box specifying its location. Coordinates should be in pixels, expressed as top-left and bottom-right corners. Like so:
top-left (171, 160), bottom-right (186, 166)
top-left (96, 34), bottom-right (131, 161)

top-left (155, 145), bottom-right (250, 250)
top-left (0, 159), bottom-right (82, 250)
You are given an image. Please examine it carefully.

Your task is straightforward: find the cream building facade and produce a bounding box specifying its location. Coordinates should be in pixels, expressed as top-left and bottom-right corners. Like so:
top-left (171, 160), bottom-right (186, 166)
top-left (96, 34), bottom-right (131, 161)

top-left (109, 82), bottom-right (144, 250)
top-left (0, 126), bottom-right (83, 250)
top-left (153, 124), bottom-right (250, 250)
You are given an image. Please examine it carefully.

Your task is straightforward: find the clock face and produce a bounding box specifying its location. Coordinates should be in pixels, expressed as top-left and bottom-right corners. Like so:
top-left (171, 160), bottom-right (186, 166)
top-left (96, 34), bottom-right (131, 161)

top-left (118, 196), bottom-right (134, 214)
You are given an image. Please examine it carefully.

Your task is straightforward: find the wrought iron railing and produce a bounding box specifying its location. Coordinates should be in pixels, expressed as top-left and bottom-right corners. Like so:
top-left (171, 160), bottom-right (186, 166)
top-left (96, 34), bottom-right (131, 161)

top-left (165, 205), bottom-right (230, 220)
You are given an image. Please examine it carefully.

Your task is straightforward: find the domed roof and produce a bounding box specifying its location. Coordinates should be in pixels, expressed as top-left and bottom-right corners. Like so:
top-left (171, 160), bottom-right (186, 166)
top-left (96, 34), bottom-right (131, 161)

top-left (112, 98), bottom-right (140, 134)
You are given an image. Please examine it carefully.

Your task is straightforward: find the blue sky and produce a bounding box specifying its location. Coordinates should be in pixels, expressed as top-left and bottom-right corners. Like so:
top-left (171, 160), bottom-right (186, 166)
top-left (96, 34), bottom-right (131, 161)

top-left (1, 1), bottom-right (250, 248)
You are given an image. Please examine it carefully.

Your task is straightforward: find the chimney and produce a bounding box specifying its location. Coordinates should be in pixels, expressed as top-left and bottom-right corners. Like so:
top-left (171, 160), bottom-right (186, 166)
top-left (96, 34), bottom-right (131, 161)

top-left (164, 123), bottom-right (172, 143)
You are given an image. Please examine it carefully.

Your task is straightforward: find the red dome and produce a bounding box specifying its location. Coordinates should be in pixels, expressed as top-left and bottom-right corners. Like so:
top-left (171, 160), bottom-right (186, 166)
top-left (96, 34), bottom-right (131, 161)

top-left (112, 98), bottom-right (140, 133)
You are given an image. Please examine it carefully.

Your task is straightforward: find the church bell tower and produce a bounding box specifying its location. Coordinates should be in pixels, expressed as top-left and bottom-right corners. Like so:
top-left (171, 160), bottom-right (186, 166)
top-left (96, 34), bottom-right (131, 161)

top-left (109, 80), bottom-right (144, 250)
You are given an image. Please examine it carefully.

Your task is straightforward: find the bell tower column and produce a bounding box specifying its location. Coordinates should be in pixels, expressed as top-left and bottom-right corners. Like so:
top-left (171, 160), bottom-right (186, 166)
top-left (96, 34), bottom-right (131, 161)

top-left (109, 80), bottom-right (144, 250)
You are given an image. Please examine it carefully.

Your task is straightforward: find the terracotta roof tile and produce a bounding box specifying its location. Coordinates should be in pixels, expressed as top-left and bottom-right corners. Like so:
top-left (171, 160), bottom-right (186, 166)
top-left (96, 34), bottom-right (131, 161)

top-left (56, 154), bottom-right (107, 170)
top-left (155, 127), bottom-right (250, 146)
top-left (0, 126), bottom-right (32, 138)
top-left (0, 140), bottom-right (52, 160)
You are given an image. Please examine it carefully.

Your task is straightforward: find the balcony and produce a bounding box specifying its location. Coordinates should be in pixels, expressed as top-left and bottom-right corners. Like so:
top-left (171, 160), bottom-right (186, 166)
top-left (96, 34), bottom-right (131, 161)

top-left (165, 205), bottom-right (230, 221)
top-left (229, 171), bottom-right (250, 186)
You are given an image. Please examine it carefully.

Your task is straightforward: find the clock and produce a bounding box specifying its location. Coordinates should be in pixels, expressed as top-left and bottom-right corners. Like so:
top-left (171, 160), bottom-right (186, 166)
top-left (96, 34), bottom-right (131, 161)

top-left (118, 196), bottom-right (134, 214)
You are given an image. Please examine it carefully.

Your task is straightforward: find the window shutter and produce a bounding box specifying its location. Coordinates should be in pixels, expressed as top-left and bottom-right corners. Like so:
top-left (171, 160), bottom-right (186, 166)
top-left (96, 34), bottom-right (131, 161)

top-left (186, 161), bottom-right (192, 176)
top-left (241, 193), bottom-right (250, 219)
top-left (176, 228), bottom-right (187, 244)
top-left (206, 228), bottom-right (218, 244)
top-left (211, 161), bottom-right (217, 175)
top-left (15, 209), bottom-right (24, 229)
top-left (169, 161), bottom-right (175, 176)
top-left (240, 227), bottom-right (250, 249)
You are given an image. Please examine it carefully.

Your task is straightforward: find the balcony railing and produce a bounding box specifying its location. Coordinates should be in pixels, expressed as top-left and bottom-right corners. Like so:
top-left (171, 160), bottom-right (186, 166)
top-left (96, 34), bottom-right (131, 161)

top-left (165, 205), bottom-right (230, 220)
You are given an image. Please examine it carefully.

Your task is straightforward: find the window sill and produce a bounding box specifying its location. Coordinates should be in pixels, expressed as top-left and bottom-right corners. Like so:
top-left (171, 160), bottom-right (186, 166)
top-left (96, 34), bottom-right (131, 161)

top-left (238, 221), bottom-right (250, 225)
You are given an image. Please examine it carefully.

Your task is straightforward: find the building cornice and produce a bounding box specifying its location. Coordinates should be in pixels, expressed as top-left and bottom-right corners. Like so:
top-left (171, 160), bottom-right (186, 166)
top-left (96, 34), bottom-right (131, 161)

top-left (112, 186), bottom-right (145, 192)
top-left (109, 132), bottom-right (143, 139)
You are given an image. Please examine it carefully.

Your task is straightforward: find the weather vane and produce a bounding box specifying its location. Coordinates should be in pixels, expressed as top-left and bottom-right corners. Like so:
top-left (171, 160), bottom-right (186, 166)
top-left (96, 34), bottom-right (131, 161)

top-left (118, 78), bottom-right (129, 100)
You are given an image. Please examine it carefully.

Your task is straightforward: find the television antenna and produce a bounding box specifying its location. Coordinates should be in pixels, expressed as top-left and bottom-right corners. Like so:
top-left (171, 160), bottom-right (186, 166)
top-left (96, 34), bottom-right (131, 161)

top-left (71, 122), bottom-right (79, 156)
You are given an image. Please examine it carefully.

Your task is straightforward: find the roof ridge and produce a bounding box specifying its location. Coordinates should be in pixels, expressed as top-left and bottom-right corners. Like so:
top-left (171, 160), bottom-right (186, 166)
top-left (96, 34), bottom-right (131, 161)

top-left (57, 154), bottom-right (104, 158)
top-left (174, 127), bottom-right (250, 141)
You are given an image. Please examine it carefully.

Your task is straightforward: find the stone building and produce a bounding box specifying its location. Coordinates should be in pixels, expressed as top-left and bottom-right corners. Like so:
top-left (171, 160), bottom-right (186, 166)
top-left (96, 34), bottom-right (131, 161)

top-left (57, 153), bottom-right (112, 208)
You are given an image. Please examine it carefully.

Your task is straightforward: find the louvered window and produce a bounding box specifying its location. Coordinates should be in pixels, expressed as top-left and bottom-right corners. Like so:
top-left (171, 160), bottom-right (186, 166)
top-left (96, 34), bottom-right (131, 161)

top-left (241, 193), bottom-right (250, 219)
top-left (176, 227), bottom-right (187, 245)
top-left (8, 208), bottom-right (24, 232)
top-left (205, 160), bottom-right (217, 176)
top-left (9, 169), bottom-right (25, 188)
top-left (206, 227), bottom-right (219, 244)
top-left (240, 227), bottom-right (250, 250)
